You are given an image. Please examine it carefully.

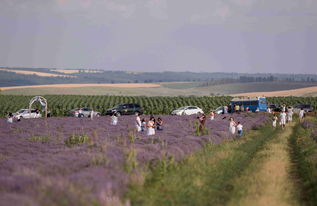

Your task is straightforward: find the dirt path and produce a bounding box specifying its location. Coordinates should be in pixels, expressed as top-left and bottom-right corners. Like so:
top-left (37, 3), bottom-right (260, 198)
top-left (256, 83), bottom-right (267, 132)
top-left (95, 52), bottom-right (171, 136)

top-left (228, 123), bottom-right (300, 206)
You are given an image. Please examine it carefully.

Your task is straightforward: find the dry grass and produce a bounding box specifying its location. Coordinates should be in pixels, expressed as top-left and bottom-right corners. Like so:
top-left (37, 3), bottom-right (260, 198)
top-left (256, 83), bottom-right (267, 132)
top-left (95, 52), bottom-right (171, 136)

top-left (0, 68), bottom-right (74, 78)
top-left (0, 83), bottom-right (161, 91)
top-left (231, 86), bottom-right (317, 97)
top-left (228, 123), bottom-right (300, 206)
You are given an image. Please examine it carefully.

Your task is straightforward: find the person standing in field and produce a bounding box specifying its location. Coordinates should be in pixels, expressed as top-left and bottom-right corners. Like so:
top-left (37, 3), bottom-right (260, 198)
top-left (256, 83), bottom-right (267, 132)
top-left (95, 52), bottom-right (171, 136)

top-left (111, 112), bottom-right (118, 125)
top-left (287, 107), bottom-right (293, 122)
top-left (280, 111), bottom-right (287, 129)
top-left (237, 122), bottom-right (243, 136)
top-left (299, 108), bottom-right (305, 122)
top-left (272, 115), bottom-right (278, 128)
top-left (7, 113), bottom-right (13, 123)
top-left (209, 110), bottom-right (215, 120)
top-left (229, 117), bottom-right (237, 135)
top-left (147, 116), bottom-right (156, 136)
top-left (141, 118), bottom-right (146, 132)
top-left (156, 117), bottom-right (163, 131)
top-left (198, 114), bottom-right (207, 132)
top-left (135, 113), bottom-right (142, 132)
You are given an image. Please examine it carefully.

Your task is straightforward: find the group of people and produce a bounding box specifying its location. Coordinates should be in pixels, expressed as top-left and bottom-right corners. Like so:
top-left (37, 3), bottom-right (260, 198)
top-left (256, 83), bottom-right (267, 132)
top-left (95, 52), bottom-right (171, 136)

top-left (111, 112), bottom-right (164, 136)
top-left (228, 117), bottom-right (244, 136)
top-left (272, 105), bottom-right (305, 129)
top-left (196, 111), bottom-right (243, 137)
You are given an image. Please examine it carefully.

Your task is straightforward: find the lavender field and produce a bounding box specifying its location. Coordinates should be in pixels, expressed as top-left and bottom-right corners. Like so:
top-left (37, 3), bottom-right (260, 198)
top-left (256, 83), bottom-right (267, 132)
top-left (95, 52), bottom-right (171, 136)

top-left (0, 113), bottom-right (269, 205)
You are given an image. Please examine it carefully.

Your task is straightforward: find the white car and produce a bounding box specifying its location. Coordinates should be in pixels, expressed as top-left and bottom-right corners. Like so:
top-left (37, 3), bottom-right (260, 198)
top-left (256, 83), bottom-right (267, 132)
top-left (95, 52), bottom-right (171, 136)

top-left (171, 106), bottom-right (204, 115)
top-left (214, 106), bottom-right (224, 114)
top-left (14, 109), bottom-right (42, 119)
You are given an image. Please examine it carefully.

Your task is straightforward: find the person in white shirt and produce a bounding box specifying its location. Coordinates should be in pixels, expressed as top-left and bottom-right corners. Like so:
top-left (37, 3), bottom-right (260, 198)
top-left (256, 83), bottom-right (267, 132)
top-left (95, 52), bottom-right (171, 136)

top-left (299, 108), bottom-right (305, 122)
top-left (280, 111), bottom-right (287, 129)
top-left (237, 122), bottom-right (243, 136)
top-left (287, 107), bottom-right (293, 122)
top-left (135, 113), bottom-right (142, 132)
top-left (267, 107), bottom-right (272, 113)
top-left (111, 112), bottom-right (118, 125)
top-left (272, 115), bottom-right (278, 128)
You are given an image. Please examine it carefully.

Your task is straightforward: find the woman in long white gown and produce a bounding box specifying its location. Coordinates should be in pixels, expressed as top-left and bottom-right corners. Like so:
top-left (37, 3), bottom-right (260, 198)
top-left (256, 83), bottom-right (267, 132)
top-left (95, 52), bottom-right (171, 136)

top-left (229, 117), bottom-right (237, 135)
top-left (147, 117), bottom-right (156, 136)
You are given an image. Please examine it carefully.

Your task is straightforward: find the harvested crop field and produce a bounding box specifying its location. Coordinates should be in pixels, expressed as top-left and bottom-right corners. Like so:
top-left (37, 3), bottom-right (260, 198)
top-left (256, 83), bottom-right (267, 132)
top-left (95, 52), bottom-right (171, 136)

top-left (0, 83), bottom-right (161, 91)
top-left (231, 86), bottom-right (317, 97)
top-left (0, 113), bottom-right (269, 205)
top-left (0, 68), bottom-right (74, 78)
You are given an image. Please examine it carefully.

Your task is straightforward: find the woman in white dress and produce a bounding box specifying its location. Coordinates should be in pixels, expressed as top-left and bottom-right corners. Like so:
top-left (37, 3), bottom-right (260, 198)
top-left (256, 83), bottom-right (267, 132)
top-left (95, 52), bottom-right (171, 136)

top-left (299, 108), bottom-right (305, 122)
top-left (135, 113), bottom-right (142, 132)
top-left (209, 111), bottom-right (215, 120)
top-left (229, 117), bottom-right (237, 135)
top-left (280, 111), bottom-right (287, 129)
top-left (147, 117), bottom-right (155, 136)
top-left (111, 113), bottom-right (118, 125)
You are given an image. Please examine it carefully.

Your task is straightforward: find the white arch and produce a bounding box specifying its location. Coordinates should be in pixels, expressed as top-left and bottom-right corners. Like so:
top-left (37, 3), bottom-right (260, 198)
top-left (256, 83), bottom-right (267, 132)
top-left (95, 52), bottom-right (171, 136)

top-left (29, 96), bottom-right (48, 118)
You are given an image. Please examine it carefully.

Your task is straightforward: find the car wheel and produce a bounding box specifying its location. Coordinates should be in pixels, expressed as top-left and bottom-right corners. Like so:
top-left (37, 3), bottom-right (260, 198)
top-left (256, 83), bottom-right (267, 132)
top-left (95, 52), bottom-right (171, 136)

top-left (96, 113), bottom-right (100, 117)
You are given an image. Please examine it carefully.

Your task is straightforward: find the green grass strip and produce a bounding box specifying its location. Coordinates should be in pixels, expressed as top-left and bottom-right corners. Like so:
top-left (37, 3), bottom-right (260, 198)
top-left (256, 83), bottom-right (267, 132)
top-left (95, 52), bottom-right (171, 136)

top-left (289, 120), bottom-right (317, 206)
top-left (126, 124), bottom-right (281, 206)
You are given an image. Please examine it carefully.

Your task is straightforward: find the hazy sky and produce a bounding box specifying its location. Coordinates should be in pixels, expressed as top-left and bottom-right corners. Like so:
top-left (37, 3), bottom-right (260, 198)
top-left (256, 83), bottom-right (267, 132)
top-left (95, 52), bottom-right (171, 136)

top-left (1, 0), bottom-right (316, 73)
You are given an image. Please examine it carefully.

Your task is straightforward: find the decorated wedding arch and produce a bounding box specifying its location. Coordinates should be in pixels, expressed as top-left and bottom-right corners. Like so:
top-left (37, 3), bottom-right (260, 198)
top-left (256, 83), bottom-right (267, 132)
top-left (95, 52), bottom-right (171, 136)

top-left (29, 96), bottom-right (48, 118)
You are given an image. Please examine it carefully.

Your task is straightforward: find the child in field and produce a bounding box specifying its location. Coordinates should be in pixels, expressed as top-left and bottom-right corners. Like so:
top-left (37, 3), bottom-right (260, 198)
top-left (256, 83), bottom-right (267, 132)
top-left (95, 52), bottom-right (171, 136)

top-left (229, 117), bottom-right (237, 135)
top-left (141, 118), bottom-right (146, 132)
top-left (237, 122), bottom-right (243, 136)
top-left (147, 116), bottom-right (156, 136)
top-left (280, 111), bottom-right (287, 129)
top-left (272, 115), bottom-right (278, 128)
top-left (111, 112), bottom-right (118, 125)
top-left (135, 113), bottom-right (142, 132)
top-left (156, 117), bottom-right (163, 131)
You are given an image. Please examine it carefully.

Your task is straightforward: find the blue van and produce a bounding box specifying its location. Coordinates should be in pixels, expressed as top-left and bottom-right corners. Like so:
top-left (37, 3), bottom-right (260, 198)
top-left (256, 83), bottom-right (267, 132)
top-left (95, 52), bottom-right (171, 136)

top-left (230, 97), bottom-right (267, 112)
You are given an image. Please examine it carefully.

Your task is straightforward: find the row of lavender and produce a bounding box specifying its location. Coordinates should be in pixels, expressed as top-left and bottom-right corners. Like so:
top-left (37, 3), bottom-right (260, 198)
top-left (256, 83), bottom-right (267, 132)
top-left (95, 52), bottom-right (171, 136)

top-left (0, 113), bottom-right (269, 205)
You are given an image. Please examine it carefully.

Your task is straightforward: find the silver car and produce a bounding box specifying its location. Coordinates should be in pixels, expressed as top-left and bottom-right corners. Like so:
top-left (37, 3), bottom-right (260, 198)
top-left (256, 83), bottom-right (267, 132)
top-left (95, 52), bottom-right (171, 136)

top-left (14, 109), bottom-right (42, 119)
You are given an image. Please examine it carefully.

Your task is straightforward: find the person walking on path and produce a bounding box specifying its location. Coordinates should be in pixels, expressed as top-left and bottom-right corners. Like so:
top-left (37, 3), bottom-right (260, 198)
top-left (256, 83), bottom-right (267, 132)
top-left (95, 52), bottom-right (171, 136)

top-left (280, 111), bottom-right (287, 129)
top-left (287, 107), bottom-right (293, 123)
top-left (299, 108), bottom-right (305, 122)
top-left (229, 117), bottom-right (237, 135)
top-left (147, 116), bottom-right (156, 136)
top-left (135, 113), bottom-right (142, 132)
top-left (272, 115), bottom-right (278, 128)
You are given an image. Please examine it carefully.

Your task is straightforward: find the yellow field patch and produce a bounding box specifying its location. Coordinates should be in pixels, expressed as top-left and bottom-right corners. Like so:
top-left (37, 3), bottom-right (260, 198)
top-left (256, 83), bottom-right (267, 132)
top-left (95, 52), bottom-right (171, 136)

top-left (231, 86), bottom-right (317, 97)
top-left (0, 68), bottom-right (74, 78)
top-left (0, 83), bottom-right (161, 91)
top-left (51, 69), bottom-right (103, 74)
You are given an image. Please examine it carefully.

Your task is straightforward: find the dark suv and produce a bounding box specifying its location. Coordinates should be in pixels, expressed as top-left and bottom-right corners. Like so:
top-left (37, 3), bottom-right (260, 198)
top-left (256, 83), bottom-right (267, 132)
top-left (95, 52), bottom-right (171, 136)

top-left (106, 104), bottom-right (144, 115)
top-left (293, 104), bottom-right (314, 113)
